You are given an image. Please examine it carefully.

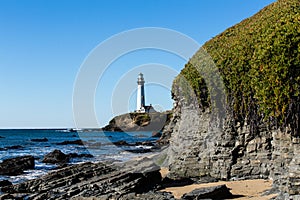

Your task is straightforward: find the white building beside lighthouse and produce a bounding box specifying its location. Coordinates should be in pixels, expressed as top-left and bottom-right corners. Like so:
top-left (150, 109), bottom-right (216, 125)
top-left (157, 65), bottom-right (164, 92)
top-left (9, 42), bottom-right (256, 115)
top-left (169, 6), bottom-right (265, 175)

top-left (135, 73), bottom-right (155, 113)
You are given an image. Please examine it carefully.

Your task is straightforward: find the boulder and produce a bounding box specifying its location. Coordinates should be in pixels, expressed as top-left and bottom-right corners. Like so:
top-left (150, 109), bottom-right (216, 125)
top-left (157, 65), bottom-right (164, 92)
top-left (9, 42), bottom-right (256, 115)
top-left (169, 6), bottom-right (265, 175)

top-left (42, 150), bottom-right (94, 165)
top-left (161, 177), bottom-right (194, 188)
top-left (0, 180), bottom-right (12, 188)
top-left (181, 184), bottom-right (232, 200)
top-left (0, 155), bottom-right (35, 175)
top-left (56, 140), bottom-right (84, 145)
top-left (113, 140), bottom-right (131, 146)
top-left (31, 138), bottom-right (48, 142)
top-left (119, 191), bottom-right (175, 200)
top-left (5, 145), bottom-right (23, 150)
top-left (0, 194), bottom-right (15, 199)
top-left (68, 153), bottom-right (93, 158)
top-left (42, 150), bottom-right (69, 164)
top-left (127, 148), bottom-right (152, 153)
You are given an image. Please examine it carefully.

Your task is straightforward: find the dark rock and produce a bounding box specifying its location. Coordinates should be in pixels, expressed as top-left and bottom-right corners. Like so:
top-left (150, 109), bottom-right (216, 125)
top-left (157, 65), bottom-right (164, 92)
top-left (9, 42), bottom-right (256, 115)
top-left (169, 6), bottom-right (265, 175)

top-left (127, 148), bottom-right (152, 154)
top-left (0, 194), bottom-right (15, 199)
top-left (31, 138), bottom-right (48, 142)
top-left (42, 150), bottom-right (94, 165)
top-left (1, 160), bottom-right (162, 199)
top-left (0, 155), bottom-right (35, 176)
top-left (5, 145), bottom-right (23, 150)
top-left (152, 131), bottom-right (162, 137)
top-left (161, 177), bottom-right (194, 188)
top-left (135, 141), bottom-right (155, 146)
top-left (42, 149), bottom-right (69, 164)
top-left (56, 140), bottom-right (84, 145)
top-left (69, 129), bottom-right (77, 132)
top-left (121, 191), bottom-right (175, 200)
top-left (192, 176), bottom-right (218, 184)
top-left (113, 140), bottom-right (131, 146)
top-left (68, 153), bottom-right (94, 158)
top-left (0, 180), bottom-right (12, 188)
top-left (0, 136), bottom-right (5, 139)
top-left (181, 184), bottom-right (233, 200)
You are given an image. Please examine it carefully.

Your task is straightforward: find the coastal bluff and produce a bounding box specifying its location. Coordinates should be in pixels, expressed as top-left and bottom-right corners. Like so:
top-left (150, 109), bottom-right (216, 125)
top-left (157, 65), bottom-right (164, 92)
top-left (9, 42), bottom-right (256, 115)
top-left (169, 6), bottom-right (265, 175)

top-left (161, 0), bottom-right (300, 199)
top-left (102, 111), bottom-right (172, 133)
top-left (1, 0), bottom-right (299, 199)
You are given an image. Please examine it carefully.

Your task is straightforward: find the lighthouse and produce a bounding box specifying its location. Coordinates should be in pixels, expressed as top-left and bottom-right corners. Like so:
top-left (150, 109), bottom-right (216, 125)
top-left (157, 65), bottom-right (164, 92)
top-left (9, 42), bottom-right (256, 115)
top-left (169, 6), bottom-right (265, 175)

top-left (136, 73), bottom-right (145, 112)
top-left (135, 73), bottom-right (156, 113)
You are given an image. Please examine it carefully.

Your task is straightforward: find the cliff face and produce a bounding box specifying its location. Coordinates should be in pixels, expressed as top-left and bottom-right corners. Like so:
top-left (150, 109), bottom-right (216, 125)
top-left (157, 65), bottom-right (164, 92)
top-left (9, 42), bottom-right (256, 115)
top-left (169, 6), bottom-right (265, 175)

top-left (165, 88), bottom-right (300, 198)
top-left (163, 0), bottom-right (300, 198)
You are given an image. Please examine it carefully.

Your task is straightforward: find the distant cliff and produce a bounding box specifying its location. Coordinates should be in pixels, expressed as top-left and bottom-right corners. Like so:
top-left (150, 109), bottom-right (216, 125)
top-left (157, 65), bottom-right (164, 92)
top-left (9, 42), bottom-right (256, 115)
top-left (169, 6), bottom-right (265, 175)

top-left (163, 0), bottom-right (300, 199)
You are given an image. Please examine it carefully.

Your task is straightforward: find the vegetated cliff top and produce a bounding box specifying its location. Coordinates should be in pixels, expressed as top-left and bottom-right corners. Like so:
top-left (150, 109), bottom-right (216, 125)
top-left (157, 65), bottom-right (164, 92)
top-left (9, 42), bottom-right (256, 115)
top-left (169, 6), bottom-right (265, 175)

top-left (102, 111), bottom-right (173, 132)
top-left (175, 0), bottom-right (300, 135)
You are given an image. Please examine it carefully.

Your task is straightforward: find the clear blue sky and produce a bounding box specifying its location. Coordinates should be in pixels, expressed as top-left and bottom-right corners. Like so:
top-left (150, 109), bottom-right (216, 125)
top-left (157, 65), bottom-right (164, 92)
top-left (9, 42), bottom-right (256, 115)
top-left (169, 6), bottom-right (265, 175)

top-left (0, 0), bottom-right (276, 128)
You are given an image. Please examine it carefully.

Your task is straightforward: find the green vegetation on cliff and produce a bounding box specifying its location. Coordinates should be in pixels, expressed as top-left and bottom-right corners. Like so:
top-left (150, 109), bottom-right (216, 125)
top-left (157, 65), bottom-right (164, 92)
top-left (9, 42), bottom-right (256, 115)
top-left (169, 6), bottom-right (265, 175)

top-left (174, 0), bottom-right (300, 135)
top-left (103, 111), bottom-right (173, 132)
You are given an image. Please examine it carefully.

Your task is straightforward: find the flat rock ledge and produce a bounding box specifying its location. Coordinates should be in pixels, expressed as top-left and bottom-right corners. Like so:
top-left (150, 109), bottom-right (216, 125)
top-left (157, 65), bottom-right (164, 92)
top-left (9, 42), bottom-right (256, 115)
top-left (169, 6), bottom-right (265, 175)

top-left (0, 155), bottom-right (35, 176)
top-left (0, 156), bottom-right (235, 200)
top-left (0, 158), bottom-right (173, 200)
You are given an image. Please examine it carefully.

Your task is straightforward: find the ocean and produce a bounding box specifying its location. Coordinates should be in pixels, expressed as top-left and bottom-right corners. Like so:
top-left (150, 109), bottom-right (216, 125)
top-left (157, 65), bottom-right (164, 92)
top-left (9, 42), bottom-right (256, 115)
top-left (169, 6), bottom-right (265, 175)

top-left (0, 129), bottom-right (156, 184)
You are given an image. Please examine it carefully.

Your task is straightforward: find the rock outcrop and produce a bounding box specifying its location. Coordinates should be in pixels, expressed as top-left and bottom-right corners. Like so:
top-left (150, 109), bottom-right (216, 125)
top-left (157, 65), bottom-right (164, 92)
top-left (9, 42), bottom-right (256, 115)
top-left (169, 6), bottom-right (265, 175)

top-left (181, 184), bottom-right (232, 200)
top-left (160, 0), bottom-right (300, 199)
top-left (0, 156), bottom-right (35, 176)
top-left (42, 150), bottom-right (93, 165)
top-left (56, 140), bottom-right (85, 145)
top-left (0, 180), bottom-right (12, 188)
top-left (42, 150), bottom-right (70, 164)
top-left (31, 138), bottom-right (48, 142)
top-left (1, 158), bottom-right (166, 200)
top-left (103, 111), bottom-right (172, 132)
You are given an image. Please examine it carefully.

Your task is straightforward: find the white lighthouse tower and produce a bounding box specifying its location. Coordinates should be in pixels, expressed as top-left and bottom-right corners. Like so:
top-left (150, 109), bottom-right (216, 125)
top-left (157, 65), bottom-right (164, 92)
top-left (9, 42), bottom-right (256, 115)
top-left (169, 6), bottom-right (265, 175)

top-left (136, 73), bottom-right (145, 112)
top-left (135, 73), bottom-right (156, 113)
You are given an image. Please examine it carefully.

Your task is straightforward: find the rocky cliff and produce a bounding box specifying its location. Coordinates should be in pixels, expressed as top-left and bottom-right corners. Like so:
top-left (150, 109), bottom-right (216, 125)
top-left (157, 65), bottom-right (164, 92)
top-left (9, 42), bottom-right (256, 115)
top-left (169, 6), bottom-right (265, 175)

top-left (103, 111), bottom-right (172, 133)
top-left (163, 0), bottom-right (300, 199)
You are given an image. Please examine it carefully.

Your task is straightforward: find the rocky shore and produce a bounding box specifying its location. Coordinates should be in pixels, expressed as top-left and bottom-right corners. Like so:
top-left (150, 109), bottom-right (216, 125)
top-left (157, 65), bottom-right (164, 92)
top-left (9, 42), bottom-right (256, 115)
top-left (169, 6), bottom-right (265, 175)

top-left (0, 158), bottom-right (156, 199)
top-left (1, 0), bottom-right (299, 199)
top-left (0, 156), bottom-right (239, 200)
top-left (1, 153), bottom-right (278, 200)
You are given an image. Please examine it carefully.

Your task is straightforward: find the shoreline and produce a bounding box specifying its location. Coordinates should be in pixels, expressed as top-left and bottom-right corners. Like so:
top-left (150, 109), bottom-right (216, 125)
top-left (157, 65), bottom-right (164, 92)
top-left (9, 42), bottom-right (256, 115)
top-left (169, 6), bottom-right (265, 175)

top-left (159, 167), bottom-right (277, 199)
top-left (0, 151), bottom-right (279, 199)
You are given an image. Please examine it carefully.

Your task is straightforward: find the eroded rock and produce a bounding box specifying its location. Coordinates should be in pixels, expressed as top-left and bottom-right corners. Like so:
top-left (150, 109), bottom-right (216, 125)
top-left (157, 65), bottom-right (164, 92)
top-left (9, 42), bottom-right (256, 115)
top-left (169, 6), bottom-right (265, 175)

top-left (0, 155), bottom-right (35, 176)
top-left (181, 184), bottom-right (232, 200)
top-left (1, 158), bottom-right (163, 199)
top-left (42, 149), bottom-right (69, 164)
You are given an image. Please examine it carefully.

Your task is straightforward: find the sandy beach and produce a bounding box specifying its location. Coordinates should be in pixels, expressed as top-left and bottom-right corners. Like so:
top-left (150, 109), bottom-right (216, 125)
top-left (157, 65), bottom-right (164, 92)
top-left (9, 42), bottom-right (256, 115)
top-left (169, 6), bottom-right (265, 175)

top-left (160, 168), bottom-right (277, 199)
